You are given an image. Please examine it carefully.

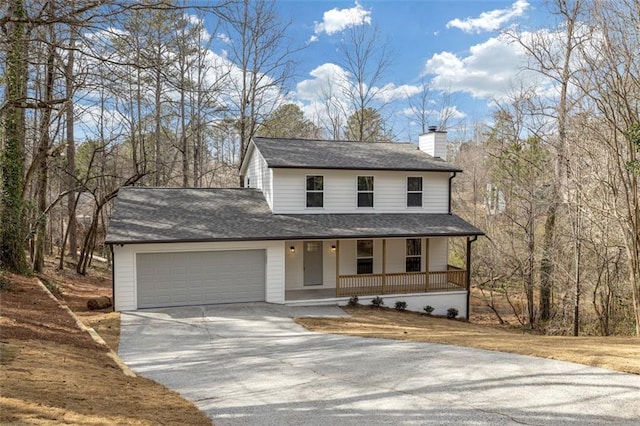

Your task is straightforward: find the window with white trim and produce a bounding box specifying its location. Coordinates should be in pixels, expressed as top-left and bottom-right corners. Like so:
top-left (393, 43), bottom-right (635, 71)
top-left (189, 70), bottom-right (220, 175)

top-left (406, 238), bottom-right (421, 272)
top-left (407, 177), bottom-right (423, 207)
top-left (357, 176), bottom-right (374, 208)
top-left (306, 175), bottom-right (324, 208)
top-left (357, 240), bottom-right (374, 274)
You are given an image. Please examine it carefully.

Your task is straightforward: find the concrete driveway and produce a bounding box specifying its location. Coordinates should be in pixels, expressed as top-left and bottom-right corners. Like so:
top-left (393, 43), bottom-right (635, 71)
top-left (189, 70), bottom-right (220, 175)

top-left (119, 304), bottom-right (640, 425)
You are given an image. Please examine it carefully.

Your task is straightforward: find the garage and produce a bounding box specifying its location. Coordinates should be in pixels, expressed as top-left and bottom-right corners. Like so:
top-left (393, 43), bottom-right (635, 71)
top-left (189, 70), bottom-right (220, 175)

top-left (136, 250), bottom-right (266, 308)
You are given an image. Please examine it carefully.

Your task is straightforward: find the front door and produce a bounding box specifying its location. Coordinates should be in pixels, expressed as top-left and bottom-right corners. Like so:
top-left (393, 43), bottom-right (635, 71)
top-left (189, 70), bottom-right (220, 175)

top-left (303, 241), bottom-right (323, 286)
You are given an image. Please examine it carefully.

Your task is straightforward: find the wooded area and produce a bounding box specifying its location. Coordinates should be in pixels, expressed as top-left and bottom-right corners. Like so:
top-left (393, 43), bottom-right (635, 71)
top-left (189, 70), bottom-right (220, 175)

top-left (0, 0), bottom-right (638, 336)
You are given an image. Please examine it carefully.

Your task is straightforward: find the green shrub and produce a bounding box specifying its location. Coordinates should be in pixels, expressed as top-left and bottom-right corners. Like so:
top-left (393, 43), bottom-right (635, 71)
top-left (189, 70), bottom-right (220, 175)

top-left (348, 295), bottom-right (359, 307)
top-left (446, 307), bottom-right (459, 319)
top-left (423, 305), bottom-right (434, 314)
top-left (394, 301), bottom-right (407, 311)
top-left (370, 296), bottom-right (384, 307)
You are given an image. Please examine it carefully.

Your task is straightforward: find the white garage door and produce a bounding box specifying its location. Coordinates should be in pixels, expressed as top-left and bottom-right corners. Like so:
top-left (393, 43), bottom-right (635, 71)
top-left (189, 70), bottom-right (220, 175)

top-left (136, 250), bottom-right (265, 308)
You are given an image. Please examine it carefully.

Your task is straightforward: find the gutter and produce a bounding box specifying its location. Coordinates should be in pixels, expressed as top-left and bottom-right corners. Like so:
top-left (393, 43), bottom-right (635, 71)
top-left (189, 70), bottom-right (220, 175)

top-left (448, 171), bottom-right (457, 214)
top-left (110, 244), bottom-right (115, 312)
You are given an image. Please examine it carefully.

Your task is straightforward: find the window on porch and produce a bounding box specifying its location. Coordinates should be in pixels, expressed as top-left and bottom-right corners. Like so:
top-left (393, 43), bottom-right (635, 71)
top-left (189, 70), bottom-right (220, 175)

top-left (357, 239), bottom-right (373, 274)
top-left (406, 238), bottom-right (421, 272)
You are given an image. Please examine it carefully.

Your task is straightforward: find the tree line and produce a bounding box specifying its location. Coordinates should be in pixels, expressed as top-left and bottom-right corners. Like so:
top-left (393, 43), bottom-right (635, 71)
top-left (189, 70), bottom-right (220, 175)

top-left (0, 0), bottom-right (638, 336)
top-left (452, 0), bottom-right (639, 336)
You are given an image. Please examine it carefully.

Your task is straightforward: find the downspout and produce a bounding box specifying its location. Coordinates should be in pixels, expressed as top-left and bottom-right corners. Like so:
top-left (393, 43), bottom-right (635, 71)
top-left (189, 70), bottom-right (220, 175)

top-left (465, 235), bottom-right (478, 320)
top-left (448, 172), bottom-right (457, 214)
top-left (110, 244), bottom-right (115, 312)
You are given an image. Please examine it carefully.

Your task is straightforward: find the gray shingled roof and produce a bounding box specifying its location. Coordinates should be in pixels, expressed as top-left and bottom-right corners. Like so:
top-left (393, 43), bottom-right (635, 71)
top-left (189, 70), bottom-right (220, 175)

top-left (249, 137), bottom-right (461, 172)
top-left (105, 188), bottom-right (483, 245)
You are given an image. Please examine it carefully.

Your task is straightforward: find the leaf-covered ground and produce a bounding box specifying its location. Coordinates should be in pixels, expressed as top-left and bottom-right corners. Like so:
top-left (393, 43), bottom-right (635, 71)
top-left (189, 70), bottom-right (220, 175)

top-left (0, 270), bottom-right (212, 425)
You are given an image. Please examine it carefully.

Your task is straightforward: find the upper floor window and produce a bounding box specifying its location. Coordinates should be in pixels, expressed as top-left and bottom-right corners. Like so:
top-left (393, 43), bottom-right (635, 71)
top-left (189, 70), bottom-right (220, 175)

top-left (306, 175), bottom-right (324, 208)
top-left (357, 240), bottom-right (374, 274)
top-left (357, 176), bottom-right (374, 208)
top-left (406, 238), bottom-right (421, 272)
top-left (407, 177), bottom-right (423, 207)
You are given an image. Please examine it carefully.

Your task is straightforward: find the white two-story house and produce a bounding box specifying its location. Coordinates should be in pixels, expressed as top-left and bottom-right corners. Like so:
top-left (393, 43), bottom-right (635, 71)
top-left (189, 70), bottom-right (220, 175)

top-left (106, 129), bottom-right (483, 316)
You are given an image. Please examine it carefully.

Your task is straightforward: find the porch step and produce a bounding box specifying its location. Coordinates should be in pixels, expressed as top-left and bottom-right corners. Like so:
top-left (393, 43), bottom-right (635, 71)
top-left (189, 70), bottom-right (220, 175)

top-left (284, 297), bottom-right (348, 307)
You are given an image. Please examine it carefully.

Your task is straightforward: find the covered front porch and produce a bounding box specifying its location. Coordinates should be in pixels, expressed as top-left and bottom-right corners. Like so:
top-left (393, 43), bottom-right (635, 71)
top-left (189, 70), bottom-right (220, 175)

top-left (283, 236), bottom-right (474, 302)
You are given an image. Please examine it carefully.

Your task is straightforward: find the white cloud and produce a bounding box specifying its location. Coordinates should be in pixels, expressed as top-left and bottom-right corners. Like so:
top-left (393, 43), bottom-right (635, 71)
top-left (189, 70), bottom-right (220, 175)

top-left (312, 1), bottom-right (371, 40)
top-left (446, 0), bottom-right (529, 34)
top-left (424, 35), bottom-right (533, 100)
top-left (296, 63), bottom-right (351, 102)
top-left (295, 63), bottom-right (352, 132)
top-left (400, 104), bottom-right (466, 124)
top-left (216, 32), bottom-right (231, 44)
top-left (375, 83), bottom-right (421, 103)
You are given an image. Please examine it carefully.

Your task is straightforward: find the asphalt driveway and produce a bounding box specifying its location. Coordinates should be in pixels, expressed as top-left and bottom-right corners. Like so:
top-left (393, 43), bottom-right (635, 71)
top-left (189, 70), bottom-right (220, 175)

top-left (119, 303), bottom-right (640, 425)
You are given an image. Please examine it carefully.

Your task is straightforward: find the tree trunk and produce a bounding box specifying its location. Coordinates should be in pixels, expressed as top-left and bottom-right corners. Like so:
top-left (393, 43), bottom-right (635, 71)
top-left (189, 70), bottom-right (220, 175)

top-left (65, 28), bottom-right (77, 262)
top-left (154, 66), bottom-right (162, 186)
top-left (33, 41), bottom-right (55, 273)
top-left (1, 0), bottom-right (29, 274)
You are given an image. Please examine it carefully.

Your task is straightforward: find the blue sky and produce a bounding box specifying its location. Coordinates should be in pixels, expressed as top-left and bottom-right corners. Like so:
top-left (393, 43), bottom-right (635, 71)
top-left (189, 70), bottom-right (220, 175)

top-left (76, 1), bottom-right (555, 143)
top-left (255, 0), bottom-right (551, 141)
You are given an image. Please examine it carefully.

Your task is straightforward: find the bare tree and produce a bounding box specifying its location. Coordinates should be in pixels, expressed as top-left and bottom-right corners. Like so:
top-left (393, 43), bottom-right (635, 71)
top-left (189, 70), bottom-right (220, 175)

top-left (573, 0), bottom-right (640, 335)
top-left (217, 0), bottom-right (298, 163)
top-left (406, 78), bottom-right (459, 137)
top-left (506, 0), bottom-right (589, 322)
top-left (337, 18), bottom-right (392, 141)
top-left (64, 17), bottom-right (78, 261)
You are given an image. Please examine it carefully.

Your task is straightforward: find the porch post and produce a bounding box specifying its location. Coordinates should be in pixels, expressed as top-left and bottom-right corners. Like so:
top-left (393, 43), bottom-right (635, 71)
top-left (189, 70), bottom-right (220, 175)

top-left (465, 236), bottom-right (478, 320)
top-left (382, 239), bottom-right (386, 294)
top-left (424, 238), bottom-right (430, 291)
top-left (335, 240), bottom-right (340, 297)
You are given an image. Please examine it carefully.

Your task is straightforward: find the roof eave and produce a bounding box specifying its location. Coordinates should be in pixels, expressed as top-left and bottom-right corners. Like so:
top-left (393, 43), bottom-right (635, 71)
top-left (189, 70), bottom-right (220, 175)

top-left (105, 230), bottom-right (484, 246)
top-left (268, 165), bottom-right (463, 173)
top-left (238, 140), bottom-right (257, 175)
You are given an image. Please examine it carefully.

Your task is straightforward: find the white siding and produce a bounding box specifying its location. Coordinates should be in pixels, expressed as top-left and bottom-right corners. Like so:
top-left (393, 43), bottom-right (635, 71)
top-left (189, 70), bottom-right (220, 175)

top-left (272, 168), bottom-right (450, 214)
top-left (113, 245), bottom-right (135, 311)
top-left (339, 240), bottom-right (357, 275)
top-left (243, 149), bottom-right (273, 209)
top-left (265, 243), bottom-right (285, 303)
top-left (112, 240), bottom-right (284, 311)
top-left (284, 240), bottom-right (337, 290)
top-left (385, 238), bottom-right (406, 273)
top-left (429, 237), bottom-right (449, 270)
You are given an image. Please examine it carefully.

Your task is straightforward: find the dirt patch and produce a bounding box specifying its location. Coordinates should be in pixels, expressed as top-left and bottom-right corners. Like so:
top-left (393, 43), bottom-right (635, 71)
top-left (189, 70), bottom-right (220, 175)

top-left (296, 306), bottom-right (640, 375)
top-left (0, 271), bottom-right (211, 425)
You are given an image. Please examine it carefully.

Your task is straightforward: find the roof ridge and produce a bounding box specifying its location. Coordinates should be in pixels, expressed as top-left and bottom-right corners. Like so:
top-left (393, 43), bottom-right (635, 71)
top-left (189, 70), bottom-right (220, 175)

top-left (123, 187), bottom-right (256, 191)
top-left (254, 136), bottom-right (414, 145)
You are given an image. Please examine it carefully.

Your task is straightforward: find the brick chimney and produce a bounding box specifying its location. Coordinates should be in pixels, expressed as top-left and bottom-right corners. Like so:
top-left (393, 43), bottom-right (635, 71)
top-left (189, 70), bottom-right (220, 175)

top-left (418, 126), bottom-right (447, 159)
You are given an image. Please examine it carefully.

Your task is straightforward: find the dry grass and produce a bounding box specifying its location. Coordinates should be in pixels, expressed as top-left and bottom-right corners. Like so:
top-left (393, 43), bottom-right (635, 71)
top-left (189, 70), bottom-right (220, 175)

top-left (0, 271), bottom-right (212, 425)
top-left (295, 306), bottom-right (640, 375)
